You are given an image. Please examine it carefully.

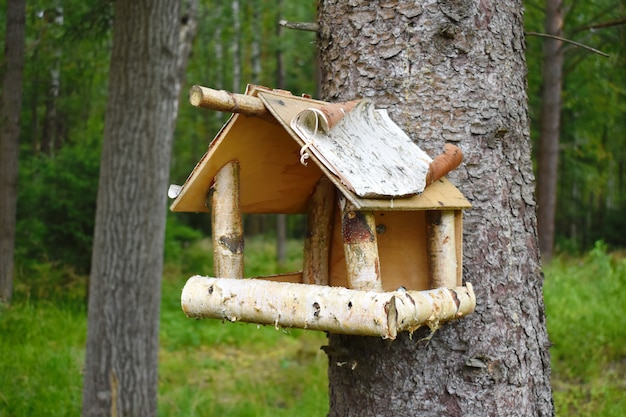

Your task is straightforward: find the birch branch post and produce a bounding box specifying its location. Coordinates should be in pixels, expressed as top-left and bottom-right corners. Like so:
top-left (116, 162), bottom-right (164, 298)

top-left (303, 176), bottom-right (335, 285)
top-left (340, 198), bottom-right (382, 291)
top-left (211, 161), bottom-right (244, 279)
top-left (426, 210), bottom-right (458, 288)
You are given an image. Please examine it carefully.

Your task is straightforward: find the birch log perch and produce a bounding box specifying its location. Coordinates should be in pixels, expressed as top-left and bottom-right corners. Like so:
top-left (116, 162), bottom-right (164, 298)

top-left (426, 210), bottom-right (458, 288)
top-left (302, 176), bottom-right (335, 285)
top-left (181, 276), bottom-right (476, 339)
top-left (188, 85), bottom-right (275, 123)
top-left (341, 199), bottom-right (382, 291)
top-left (211, 161), bottom-right (244, 279)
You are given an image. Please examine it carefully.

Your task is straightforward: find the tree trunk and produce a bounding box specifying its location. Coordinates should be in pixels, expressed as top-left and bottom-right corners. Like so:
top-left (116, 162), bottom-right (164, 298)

top-left (275, 0), bottom-right (288, 268)
top-left (318, 1), bottom-right (554, 416)
top-left (81, 1), bottom-right (182, 415)
top-left (537, 0), bottom-right (564, 261)
top-left (0, 0), bottom-right (27, 304)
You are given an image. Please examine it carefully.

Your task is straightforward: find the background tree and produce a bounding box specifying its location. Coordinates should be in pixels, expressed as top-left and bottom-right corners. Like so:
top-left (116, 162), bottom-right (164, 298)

top-left (81, 0), bottom-right (189, 415)
top-left (317, 1), bottom-right (553, 415)
top-left (0, 0), bottom-right (27, 303)
top-left (526, 0), bottom-right (626, 256)
top-left (536, 0), bottom-right (564, 261)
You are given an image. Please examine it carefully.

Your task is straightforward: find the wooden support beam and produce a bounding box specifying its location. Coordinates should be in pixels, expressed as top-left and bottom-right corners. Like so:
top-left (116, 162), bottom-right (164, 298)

top-left (211, 161), bottom-right (244, 279)
top-left (181, 276), bottom-right (476, 340)
top-left (303, 176), bottom-right (335, 285)
top-left (341, 198), bottom-right (382, 291)
top-left (426, 210), bottom-right (457, 288)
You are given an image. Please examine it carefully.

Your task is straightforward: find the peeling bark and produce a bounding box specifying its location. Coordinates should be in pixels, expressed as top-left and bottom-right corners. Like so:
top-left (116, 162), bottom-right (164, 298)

top-left (341, 199), bottom-right (382, 291)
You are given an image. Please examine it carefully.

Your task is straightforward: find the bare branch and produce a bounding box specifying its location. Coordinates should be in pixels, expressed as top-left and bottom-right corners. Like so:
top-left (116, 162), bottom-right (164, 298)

top-left (574, 16), bottom-right (626, 33)
top-left (525, 31), bottom-right (610, 57)
top-left (279, 20), bottom-right (319, 32)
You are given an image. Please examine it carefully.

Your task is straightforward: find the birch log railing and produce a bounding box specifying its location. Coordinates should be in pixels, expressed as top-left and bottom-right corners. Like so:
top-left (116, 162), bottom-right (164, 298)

top-left (182, 276), bottom-right (475, 340)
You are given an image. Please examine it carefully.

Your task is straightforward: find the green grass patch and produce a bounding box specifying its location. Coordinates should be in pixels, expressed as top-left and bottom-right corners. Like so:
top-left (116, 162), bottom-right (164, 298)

top-left (159, 236), bottom-right (328, 416)
top-left (0, 300), bottom-right (86, 416)
top-left (544, 241), bottom-right (626, 416)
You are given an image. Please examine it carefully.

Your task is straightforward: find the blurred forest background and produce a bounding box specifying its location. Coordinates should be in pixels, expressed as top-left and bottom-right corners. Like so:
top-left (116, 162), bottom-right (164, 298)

top-left (1, 1), bottom-right (625, 416)
top-left (2, 0), bottom-right (624, 280)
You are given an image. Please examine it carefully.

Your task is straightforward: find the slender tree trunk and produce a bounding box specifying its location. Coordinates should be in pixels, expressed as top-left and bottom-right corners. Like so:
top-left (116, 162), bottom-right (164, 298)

top-left (81, 1), bottom-right (182, 415)
top-left (232, 0), bottom-right (241, 92)
top-left (537, 0), bottom-right (563, 261)
top-left (275, 0), bottom-right (288, 268)
top-left (318, 1), bottom-right (553, 416)
top-left (0, 0), bottom-right (27, 304)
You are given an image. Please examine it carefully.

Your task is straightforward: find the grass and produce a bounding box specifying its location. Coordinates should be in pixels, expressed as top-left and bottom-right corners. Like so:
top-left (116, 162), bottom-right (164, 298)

top-left (543, 241), bottom-right (626, 416)
top-left (1, 238), bottom-right (625, 416)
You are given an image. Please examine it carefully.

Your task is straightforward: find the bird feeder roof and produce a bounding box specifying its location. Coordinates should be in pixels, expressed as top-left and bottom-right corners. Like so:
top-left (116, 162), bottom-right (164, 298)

top-left (170, 85), bottom-right (471, 214)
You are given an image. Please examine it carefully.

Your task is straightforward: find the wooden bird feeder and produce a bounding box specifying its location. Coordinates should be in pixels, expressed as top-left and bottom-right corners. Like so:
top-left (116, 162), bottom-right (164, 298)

top-left (170, 84), bottom-right (475, 340)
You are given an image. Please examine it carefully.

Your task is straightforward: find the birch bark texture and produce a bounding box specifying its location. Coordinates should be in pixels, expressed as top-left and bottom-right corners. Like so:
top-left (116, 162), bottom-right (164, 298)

top-left (318, 1), bottom-right (553, 416)
top-left (81, 1), bottom-right (183, 416)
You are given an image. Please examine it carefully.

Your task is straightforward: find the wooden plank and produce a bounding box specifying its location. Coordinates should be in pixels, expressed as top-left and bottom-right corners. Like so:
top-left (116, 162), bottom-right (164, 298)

top-left (455, 210), bottom-right (464, 286)
top-left (330, 210), bottom-right (431, 291)
top-left (171, 87), bottom-right (325, 214)
top-left (258, 90), bottom-right (471, 211)
top-left (256, 272), bottom-right (303, 283)
top-left (172, 87), bottom-right (471, 214)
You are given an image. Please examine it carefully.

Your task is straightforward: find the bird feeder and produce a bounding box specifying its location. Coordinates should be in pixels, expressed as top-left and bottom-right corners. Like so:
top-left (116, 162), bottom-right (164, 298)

top-left (169, 84), bottom-right (475, 340)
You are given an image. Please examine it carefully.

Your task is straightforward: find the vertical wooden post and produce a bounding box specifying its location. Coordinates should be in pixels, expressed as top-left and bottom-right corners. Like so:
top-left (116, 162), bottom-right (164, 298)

top-left (303, 176), bottom-right (335, 285)
top-left (426, 210), bottom-right (457, 288)
top-left (341, 197), bottom-right (382, 291)
top-left (454, 210), bottom-right (463, 286)
top-left (211, 161), bottom-right (244, 278)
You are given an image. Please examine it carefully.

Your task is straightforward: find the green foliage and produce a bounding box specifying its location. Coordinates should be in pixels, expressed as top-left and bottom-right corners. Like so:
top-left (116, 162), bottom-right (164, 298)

top-left (525, 0), bottom-right (626, 252)
top-left (16, 140), bottom-right (101, 273)
top-left (544, 242), bottom-right (626, 416)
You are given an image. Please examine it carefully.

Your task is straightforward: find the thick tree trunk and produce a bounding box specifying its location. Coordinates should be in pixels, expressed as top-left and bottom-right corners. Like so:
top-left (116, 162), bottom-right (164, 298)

top-left (81, 1), bottom-right (182, 416)
top-left (0, 0), bottom-right (27, 303)
top-left (318, 1), bottom-right (554, 416)
top-left (537, 0), bottom-right (564, 261)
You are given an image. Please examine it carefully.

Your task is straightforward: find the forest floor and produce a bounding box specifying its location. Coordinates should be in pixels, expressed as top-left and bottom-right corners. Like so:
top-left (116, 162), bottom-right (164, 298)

top-left (1, 238), bottom-right (624, 416)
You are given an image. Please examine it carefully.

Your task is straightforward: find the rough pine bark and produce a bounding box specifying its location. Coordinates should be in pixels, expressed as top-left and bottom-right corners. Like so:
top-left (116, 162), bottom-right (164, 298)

top-left (0, 0), bottom-right (27, 303)
top-left (318, 1), bottom-right (554, 416)
top-left (81, 1), bottom-right (181, 416)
